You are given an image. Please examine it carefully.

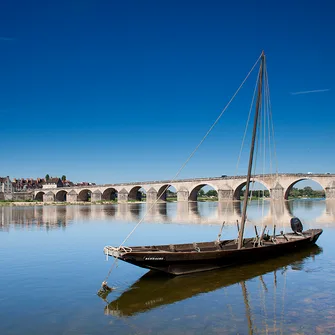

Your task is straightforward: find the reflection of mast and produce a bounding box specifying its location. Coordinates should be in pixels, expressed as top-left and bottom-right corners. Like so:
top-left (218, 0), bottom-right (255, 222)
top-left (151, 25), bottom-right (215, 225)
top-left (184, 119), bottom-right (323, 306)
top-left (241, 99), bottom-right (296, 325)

top-left (273, 269), bottom-right (278, 334)
top-left (259, 275), bottom-right (268, 292)
top-left (280, 265), bottom-right (288, 335)
top-left (241, 281), bottom-right (254, 335)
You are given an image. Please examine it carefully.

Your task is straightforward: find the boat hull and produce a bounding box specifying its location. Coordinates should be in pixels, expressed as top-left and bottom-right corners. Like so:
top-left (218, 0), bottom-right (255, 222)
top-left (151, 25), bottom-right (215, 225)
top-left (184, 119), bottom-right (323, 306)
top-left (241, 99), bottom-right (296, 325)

top-left (104, 229), bottom-right (322, 275)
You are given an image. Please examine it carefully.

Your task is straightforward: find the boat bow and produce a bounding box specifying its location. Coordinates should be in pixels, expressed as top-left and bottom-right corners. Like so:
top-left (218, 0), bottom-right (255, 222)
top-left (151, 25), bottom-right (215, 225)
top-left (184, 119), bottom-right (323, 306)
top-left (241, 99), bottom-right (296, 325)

top-left (104, 246), bottom-right (132, 259)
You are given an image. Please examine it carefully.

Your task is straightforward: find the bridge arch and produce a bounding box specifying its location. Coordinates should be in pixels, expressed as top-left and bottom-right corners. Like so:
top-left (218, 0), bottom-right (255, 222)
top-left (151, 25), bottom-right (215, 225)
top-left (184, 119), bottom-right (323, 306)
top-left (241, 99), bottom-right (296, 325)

top-left (56, 190), bottom-right (67, 202)
top-left (157, 184), bottom-right (177, 201)
top-left (45, 191), bottom-right (55, 202)
top-left (189, 183), bottom-right (217, 202)
top-left (102, 188), bottom-right (118, 201)
top-left (284, 178), bottom-right (325, 200)
top-left (35, 191), bottom-right (45, 201)
top-left (78, 189), bottom-right (92, 202)
top-left (233, 180), bottom-right (271, 200)
top-left (129, 186), bottom-right (145, 201)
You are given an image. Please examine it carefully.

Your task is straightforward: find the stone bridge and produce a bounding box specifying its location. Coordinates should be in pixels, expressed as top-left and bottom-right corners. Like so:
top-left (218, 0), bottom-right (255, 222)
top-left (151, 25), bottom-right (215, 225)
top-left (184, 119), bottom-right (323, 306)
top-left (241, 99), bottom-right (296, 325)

top-left (33, 173), bottom-right (335, 203)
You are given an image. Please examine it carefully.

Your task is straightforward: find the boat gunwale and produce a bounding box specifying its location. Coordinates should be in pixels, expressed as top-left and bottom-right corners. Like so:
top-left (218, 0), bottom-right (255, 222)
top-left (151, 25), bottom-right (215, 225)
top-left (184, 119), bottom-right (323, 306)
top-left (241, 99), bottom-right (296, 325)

top-left (104, 229), bottom-right (323, 257)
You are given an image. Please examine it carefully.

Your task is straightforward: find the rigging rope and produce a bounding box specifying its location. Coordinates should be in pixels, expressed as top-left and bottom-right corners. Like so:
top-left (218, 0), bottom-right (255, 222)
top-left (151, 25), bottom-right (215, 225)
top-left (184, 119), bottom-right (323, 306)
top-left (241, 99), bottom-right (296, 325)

top-left (261, 65), bottom-right (266, 228)
top-left (264, 60), bottom-right (279, 178)
top-left (264, 61), bottom-right (280, 232)
top-left (250, 88), bottom-right (263, 236)
top-left (217, 62), bottom-right (261, 241)
top-left (264, 62), bottom-right (282, 231)
top-left (235, 66), bottom-right (261, 173)
top-left (116, 54), bottom-right (262, 247)
top-left (249, 86), bottom-right (262, 214)
top-left (101, 52), bottom-right (262, 286)
top-left (249, 54), bottom-right (278, 243)
top-left (264, 62), bottom-right (275, 229)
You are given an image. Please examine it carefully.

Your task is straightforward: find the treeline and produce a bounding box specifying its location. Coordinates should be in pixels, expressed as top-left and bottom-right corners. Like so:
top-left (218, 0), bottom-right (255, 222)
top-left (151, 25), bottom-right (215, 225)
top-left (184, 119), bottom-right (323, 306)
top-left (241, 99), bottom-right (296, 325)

top-left (45, 174), bottom-right (66, 181)
top-left (237, 187), bottom-right (324, 199)
top-left (288, 187), bottom-right (325, 198)
top-left (167, 190), bottom-right (177, 199)
top-left (167, 187), bottom-right (325, 199)
top-left (239, 190), bottom-right (270, 198)
top-left (167, 189), bottom-right (218, 198)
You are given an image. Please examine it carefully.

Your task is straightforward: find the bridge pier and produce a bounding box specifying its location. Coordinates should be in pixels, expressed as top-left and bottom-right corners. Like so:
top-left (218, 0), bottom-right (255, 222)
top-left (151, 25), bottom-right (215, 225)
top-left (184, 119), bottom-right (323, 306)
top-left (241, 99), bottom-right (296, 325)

top-left (67, 190), bottom-right (78, 202)
top-left (147, 188), bottom-right (158, 203)
top-left (177, 189), bottom-right (189, 202)
top-left (218, 188), bottom-right (234, 201)
top-left (92, 190), bottom-right (102, 202)
top-left (325, 182), bottom-right (335, 199)
top-left (118, 188), bottom-right (129, 203)
top-left (270, 183), bottom-right (284, 200)
top-left (43, 191), bottom-right (55, 202)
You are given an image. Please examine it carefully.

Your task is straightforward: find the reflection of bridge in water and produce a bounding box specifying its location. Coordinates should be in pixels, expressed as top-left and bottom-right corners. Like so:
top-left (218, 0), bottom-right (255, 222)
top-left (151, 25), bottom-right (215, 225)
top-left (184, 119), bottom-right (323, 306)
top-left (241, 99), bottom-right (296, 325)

top-left (1, 200), bottom-right (335, 231)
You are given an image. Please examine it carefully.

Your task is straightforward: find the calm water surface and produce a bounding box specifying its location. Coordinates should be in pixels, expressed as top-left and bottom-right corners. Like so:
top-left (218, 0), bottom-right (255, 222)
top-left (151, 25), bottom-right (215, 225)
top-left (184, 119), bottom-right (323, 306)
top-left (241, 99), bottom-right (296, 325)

top-left (1, 200), bottom-right (334, 334)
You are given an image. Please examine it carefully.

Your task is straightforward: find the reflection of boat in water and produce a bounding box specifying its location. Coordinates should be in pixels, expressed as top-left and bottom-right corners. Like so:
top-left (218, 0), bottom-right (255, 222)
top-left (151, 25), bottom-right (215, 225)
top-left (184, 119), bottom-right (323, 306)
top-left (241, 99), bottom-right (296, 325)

top-left (104, 245), bottom-right (322, 317)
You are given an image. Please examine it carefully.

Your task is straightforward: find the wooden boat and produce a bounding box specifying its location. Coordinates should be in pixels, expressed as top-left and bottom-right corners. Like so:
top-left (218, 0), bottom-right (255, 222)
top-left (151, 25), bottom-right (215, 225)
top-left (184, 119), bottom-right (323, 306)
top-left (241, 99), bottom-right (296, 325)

top-left (104, 245), bottom-right (322, 316)
top-left (103, 51), bottom-right (323, 275)
top-left (104, 229), bottom-right (322, 275)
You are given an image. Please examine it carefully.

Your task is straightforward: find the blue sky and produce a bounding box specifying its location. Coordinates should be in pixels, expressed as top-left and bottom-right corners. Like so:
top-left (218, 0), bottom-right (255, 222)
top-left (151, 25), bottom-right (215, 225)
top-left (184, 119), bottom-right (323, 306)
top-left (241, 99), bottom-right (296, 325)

top-left (0, 0), bottom-right (334, 185)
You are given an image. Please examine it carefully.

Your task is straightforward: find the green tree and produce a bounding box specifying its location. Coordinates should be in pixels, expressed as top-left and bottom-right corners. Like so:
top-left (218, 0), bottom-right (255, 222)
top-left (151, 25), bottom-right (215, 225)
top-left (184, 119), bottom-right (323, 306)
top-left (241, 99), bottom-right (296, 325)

top-left (206, 190), bottom-right (218, 197)
top-left (198, 189), bottom-right (205, 197)
top-left (61, 175), bottom-right (66, 182)
top-left (288, 186), bottom-right (325, 199)
top-left (167, 190), bottom-right (176, 197)
top-left (290, 188), bottom-right (300, 198)
top-left (303, 186), bottom-right (313, 197)
top-left (45, 174), bottom-right (50, 181)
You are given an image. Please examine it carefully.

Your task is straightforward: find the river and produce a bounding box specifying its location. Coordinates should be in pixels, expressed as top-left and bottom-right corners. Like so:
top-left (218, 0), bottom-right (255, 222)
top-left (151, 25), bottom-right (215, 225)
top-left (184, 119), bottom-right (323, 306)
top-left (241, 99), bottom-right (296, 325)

top-left (1, 199), bottom-right (334, 334)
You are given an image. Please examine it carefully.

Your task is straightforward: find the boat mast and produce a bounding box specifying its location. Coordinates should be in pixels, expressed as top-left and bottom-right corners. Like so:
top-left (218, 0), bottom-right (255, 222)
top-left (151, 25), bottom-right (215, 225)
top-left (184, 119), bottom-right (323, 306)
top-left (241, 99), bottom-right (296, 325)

top-left (237, 51), bottom-right (265, 249)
